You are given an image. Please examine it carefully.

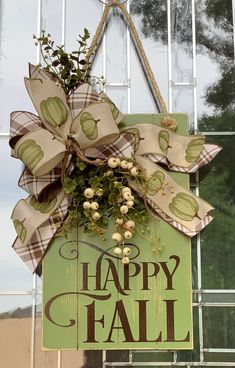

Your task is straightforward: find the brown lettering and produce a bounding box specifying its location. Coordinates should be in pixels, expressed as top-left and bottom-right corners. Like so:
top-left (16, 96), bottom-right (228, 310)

top-left (136, 300), bottom-right (162, 342)
top-left (81, 262), bottom-right (101, 291)
top-left (124, 262), bottom-right (141, 290)
top-left (160, 255), bottom-right (180, 290)
top-left (141, 262), bottom-right (160, 290)
top-left (105, 300), bottom-right (135, 342)
top-left (164, 299), bottom-right (190, 342)
top-left (85, 301), bottom-right (104, 343)
top-left (102, 259), bottom-right (128, 295)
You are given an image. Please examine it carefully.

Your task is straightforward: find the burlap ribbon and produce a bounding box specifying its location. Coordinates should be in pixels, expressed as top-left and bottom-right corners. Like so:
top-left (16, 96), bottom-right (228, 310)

top-left (10, 64), bottom-right (221, 272)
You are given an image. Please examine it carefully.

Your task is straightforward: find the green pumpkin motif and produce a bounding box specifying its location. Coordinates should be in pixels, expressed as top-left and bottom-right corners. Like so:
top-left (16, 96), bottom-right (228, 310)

top-left (146, 171), bottom-right (165, 196)
top-left (17, 139), bottom-right (44, 172)
top-left (13, 219), bottom-right (27, 243)
top-left (124, 128), bottom-right (144, 152)
top-left (158, 130), bottom-right (171, 154)
top-left (185, 138), bottom-right (204, 163)
top-left (40, 96), bottom-right (68, 128)
top-left (29, 196), bottom-right (57, 214)
top-left (102, 97), bottom-right (119, 120)
top-left (80, 112), bottom-right (100, 140)
top-left (169, 193), bottom-right (200, 222)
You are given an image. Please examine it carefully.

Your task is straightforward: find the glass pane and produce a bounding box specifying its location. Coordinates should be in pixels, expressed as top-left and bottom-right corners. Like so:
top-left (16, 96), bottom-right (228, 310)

top-left (132, 350), bottom-right (173, 363)
top-left (66, 0), bottom-right (103, 80)
top-left (0, 139), bottom-right (32, 290)
top-left (202, 293), bottom-right (235, 304)
top-left (171, 0), bottom-right (193, 82)
top-left (106, 350), bottom-right (129, 362)
top-left (130, 2), bottom-right (168, 111)
top-left (204, 352), bottom-right (235, 362)
top-left (172, 87), bottom-right (194, 130)
top-left (106, 9), bottom-right (128, 83)
top-left (66, 0), bottom-right (102, 50)
top-left (200, 136), bottom-right (235, 289)
top-left (106, 87), bottom-right (128, 113)
top-left (0, 0), bottom-right (37, 132)
top-left (0, 296), bottom-right (32, 368)
top-left (177, 308), bottom-right (200, 362)
top-left (196, 0), bottom-right (234, 131)
top-left (42, 0), bottom-right (63, 44)
top-left (203, 307), bottom-right (235, 349)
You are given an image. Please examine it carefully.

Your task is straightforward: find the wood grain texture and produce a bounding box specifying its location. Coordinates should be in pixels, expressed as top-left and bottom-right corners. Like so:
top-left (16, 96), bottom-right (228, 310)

top-left (43, 113), bottom-right (193, 350)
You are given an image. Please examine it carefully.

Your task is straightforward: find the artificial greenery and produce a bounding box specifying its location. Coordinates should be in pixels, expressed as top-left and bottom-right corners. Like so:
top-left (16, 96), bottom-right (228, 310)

top-left (61, 156), bottom-right (150, 242)
top-left (33, 29), bottom-right (104, 95)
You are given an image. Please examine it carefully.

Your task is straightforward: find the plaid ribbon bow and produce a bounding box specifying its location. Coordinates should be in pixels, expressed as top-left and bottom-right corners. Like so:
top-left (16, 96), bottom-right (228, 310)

top-left (9, 64), bottom-right (221, 273)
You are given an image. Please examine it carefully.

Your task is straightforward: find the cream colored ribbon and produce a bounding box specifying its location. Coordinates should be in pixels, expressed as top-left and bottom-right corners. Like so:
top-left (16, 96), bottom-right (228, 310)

top-left (11, 73), bottom-right (220, 259)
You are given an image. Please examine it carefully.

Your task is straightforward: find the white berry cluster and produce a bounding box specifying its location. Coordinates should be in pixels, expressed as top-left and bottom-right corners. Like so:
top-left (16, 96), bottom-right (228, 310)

top-left (83, 187), bottom-right (103, 221)
top-left (111, 186), bottom-right (136, 264)
top-left (107, 157), bottom-right (138, 176)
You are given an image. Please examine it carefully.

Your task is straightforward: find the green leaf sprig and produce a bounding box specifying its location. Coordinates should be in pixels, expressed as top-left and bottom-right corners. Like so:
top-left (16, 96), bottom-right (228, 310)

top-left (33, 29), bottom-right (104, 95)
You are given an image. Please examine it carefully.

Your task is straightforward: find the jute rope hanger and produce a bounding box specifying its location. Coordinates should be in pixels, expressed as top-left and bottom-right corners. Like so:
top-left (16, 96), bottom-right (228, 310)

top-left (86, 0), bottom-right (167, 113)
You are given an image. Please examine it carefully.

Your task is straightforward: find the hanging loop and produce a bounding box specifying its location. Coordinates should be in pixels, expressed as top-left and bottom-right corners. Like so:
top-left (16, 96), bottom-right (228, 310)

top-left (98, 0), bottom-right (128, 5)
top-left (90, 0), bottom-right (167, 113)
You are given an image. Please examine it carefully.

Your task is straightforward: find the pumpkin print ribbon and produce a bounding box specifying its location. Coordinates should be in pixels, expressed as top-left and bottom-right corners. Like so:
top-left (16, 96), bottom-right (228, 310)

top-left (9, 64), bottom-right (221, 272)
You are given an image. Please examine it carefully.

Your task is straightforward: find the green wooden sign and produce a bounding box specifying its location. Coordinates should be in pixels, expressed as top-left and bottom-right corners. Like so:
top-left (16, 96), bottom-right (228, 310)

top-left (43, 114), bottom-right (193, 350)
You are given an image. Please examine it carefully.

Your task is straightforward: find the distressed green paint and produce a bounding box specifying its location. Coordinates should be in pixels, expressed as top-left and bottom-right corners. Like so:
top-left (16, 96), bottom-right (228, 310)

top-left (43, 113), bottom-right (193, 350)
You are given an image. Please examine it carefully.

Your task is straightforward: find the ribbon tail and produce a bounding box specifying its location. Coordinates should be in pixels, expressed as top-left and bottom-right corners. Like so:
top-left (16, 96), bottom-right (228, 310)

top-left (12, 194), bottom-right (70, 273)
top-left (130, 156), bottom-right (214, 238)
top-left (144, 197), bottom-right (214, 237)
top-left (149, 144), bottom-right (222, 173)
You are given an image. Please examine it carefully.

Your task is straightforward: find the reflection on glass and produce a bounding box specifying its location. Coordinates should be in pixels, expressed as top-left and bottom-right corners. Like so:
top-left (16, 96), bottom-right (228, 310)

top-left (204, 352), bottom-right (235, 362)
top-left (0, 0), bottom-right (37, 132)
top-left (172, 88), bottom-right (194, 130)
top-left (200, 136), bottom-right (235, 289)
top-left (42, 0), bottom-right (62, 44)
top-left (171, 0), bottom-right (193, 82)
top-left (177, 308), bottom-right (199, 362)
top-left (130, 4), bottom-right (168, 110)
top-left (66, 0), bottom-right (103, 87)
top-left (106, 10), bottom-right (128, 83)
top-left (196, 1), bottom-right (234, 131)
top-left (132, 350), bottom-right (173, 363)
top-left (203, 307), bottom-right (235, 349)
top-left (66, 0), bottom-right (102, 51)
top-left (106, 87), bottom-right (128, 113)
top-left (106, 350), bottom-right (129, 362)
top-left (0, 139), bottom-right (32, 290)
top-left (0, 296), bottom-right (31, 368)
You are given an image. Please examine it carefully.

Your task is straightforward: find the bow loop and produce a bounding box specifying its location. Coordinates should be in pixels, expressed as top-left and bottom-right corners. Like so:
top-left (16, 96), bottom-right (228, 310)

top-left (71, 102), bottom-right (120, 149)
top-left (25, 77), bottom-right (72, 138)
top-left (9, 66), bottom-right (222, 273)
top-left (14, 128), bottom-right (67, 177)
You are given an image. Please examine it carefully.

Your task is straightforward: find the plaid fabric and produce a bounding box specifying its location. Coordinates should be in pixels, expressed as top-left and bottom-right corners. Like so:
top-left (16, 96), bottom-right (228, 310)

top-left (13, 194), bottom-right (70, 273)
top-left (19, 166), bottom-right (62, 199)
top-left (10, 111), bottom-right (43, 157)
top-left (85, 133), bottom-right (135, 160)
top-left (10, 67), bottom-right (221, 273)
top-left (145, 196), bottom-right (213, 237)
top-left (68, 83), bottom-right (102, 119)
top-left (147, 144), bottom-right (222, 173)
